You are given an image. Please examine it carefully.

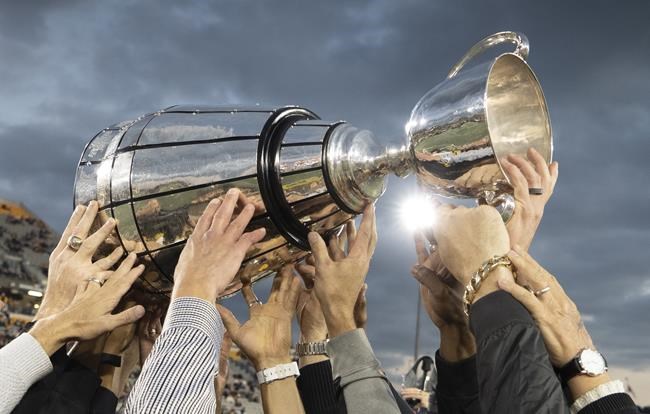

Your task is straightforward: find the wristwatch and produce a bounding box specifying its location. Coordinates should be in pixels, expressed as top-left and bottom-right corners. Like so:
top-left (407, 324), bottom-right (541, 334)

top-left (559, 348), bottom-right (607, 382)
top-left (295, 340), bottom-right (329, 357)
top-left (256, 361), bottom-right (300, 385)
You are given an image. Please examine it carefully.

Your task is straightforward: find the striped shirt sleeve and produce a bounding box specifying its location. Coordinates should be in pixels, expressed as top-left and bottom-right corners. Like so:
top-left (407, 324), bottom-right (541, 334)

top-left (124, 297), bottom-right (225, 414)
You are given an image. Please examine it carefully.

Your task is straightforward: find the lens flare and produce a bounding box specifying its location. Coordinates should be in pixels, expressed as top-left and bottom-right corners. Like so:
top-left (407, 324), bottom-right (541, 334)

top-left (399, 195), bottom-right (436, 232)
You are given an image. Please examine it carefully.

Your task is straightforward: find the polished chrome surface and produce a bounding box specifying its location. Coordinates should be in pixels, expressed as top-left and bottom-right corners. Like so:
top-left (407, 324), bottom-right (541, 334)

top-left (402, 31), bottom-right (552, 212)
top-left (74, 106), bottom-right (356, 301)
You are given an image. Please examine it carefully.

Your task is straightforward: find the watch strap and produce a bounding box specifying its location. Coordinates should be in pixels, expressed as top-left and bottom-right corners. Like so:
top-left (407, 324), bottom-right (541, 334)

top-left (295, 340), bottom-right (329, 357)
top-left (559, 356), bottom-right (582, 383)
top-left (256, 361), bottom-right (300, 385)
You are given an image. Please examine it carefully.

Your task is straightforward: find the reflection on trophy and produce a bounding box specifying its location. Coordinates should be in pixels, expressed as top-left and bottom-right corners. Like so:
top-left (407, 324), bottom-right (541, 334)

top-left (73, 31), bottom-right (552, 298)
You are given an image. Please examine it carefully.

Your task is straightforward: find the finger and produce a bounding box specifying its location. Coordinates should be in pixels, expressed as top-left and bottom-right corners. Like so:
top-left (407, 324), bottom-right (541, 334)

top-left (275, 265), bottom-right (294, 303)
top-left (507, 153), bottom-right (541, 187)
top-left (267, 271), bottom-right (284, 303)
top-left (93, 246), bottom-right (125, 270)
top-left (338, 225), bottom-right (348, 252)
top-left (194, 198), bottom-right (222, 235)
top-left (240, 283), bottom-right (261, 309)
top-left (308, 232), bottom-right (330, 267)
top-left (215, 304), bottom-right (242, 337)
top-left (350, 204), bottom-right (375, 257)
top-left (413, 232), bottom-right (429, 265)
top-left (106, 305), bottom-right (146, 332)
top-left (501, 158), bottom-right (530, 203)
top-left (549, 161), bottom-right (559, 191)
top-left (527, 148), bottom-right (551, 183)
top-left (346, 220), bottom-right (357, 251)
top-left (328, 235), bottom-right (345, 261)
top-left (111, 264), bottom-right (145, 298)
top-left (111, 253), bottom-right (138, 279)
top-left (210, 188), bottom-right (240, 234)
top-left (295, 263), bottom-right (316, 288)
top-left (507, 246), bottom-right (553, 288)
top-left (225, 203), bottom-right (256, 241)
top-left (233, 228), bottom-right (266, 256)
top-left (78, 218), bottom-right (117, 258)
top-left (285, 274), bottom-right (303, 312)
top-left (72, 200), bottom-right (99, 239)
top-left (53, 205), bottom-right (87, 256)
top-left (497, 272), bottom-right (546, 316)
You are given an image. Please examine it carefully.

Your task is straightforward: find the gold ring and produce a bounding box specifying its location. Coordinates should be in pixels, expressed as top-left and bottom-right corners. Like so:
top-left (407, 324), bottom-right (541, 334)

top-left (534, 286), bottom-right (551, 297)
top-left (85, 277), bottom-right (104, 287)
top-left (247, 300), bottom-right (262, 308)
top-left (67, 235), bottom-right (84, 251)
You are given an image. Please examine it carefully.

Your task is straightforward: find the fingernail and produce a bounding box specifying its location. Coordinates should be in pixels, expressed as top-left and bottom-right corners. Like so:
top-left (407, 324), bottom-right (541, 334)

top-left (245, 204), bottom-right (254, 211)
top-left (227, 188), bottom-right (238, 196)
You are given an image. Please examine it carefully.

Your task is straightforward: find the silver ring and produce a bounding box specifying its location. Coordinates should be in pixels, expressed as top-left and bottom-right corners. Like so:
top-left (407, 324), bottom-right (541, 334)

top-left (534, 286), bottom-right (551, 297)
top-left (85, 277), bottom-right (104, 287)
top-left (247, 300), bottom-right (262, 308)
top-left (528, 187), bottom-right (544, 196)
top-left (67, 235), bottom-right (84, 251)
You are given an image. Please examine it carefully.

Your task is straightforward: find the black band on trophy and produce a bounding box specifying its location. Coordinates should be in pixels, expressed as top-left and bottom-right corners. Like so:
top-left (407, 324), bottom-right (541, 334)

top-left (258, 106), bottom-right (320, 251)
top-left (100, 353), bottom-right (122, 367)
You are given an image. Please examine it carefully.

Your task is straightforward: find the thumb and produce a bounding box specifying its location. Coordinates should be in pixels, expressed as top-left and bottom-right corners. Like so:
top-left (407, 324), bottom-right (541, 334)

top-left (215, 303), bottom-right (242, 337)
top-left (106, 305), bottom-right (146, 331)
top-left (496, 273), bottom-right (544, 317)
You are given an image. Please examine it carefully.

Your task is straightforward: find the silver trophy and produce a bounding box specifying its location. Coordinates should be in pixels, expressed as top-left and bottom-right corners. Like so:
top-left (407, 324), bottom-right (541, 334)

top-left (73, 31), bottom-right (552, 298)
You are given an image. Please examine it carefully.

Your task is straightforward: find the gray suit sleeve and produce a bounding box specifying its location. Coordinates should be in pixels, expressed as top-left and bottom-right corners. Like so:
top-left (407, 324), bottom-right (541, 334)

top-left (327, 329), bottom-right (400, 414)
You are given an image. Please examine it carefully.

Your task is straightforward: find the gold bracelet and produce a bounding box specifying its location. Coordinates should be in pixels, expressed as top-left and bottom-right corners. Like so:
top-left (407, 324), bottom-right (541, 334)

top-left (463, 255), bottom-right (514, 316)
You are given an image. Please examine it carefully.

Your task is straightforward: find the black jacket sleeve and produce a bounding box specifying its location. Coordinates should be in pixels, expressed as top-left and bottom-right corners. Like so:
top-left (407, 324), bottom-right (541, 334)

top-left (469, 290), bottom-right (570, 413)
top-left (297, 360), bottom-right (343, 414)
top-left (435, 350), bottom-right (482, 413)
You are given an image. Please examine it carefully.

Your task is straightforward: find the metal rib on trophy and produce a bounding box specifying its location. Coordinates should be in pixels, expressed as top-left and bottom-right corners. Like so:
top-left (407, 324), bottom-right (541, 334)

top-left (73, 31), bottom-right (552, 298)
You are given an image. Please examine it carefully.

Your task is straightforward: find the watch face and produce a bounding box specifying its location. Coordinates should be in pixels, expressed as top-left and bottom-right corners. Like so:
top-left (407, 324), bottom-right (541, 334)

top-left (579, 349), bottom-right (607, 376)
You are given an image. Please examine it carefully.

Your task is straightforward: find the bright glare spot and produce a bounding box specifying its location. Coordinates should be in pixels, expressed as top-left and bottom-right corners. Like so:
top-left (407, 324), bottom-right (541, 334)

top-left (33, 303), bottom-right (40, 309)
top-left (400, 195), bottom-right (437, 232)
top-left (27, 290), bottom-right (43, 298)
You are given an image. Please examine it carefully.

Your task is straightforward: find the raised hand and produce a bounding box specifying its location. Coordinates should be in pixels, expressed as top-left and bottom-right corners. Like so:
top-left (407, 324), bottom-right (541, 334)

top-left (173, 188), bottom-right (266, 302)
top-left (432, 204), bottom-right (510, 286)
top-left (217, 265), bottom-right (302, 370)
top-left (501, 148), bottom-right (559, 250)
top-left (30, 253), bottom-right (146, 355)
top-left (308, 205), bottom-right (377, 338)
top-left (39, 201), bottom-right (124, 319)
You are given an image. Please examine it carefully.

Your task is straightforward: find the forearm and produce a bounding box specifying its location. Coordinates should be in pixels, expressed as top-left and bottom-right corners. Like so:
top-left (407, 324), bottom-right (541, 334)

top-left (328, 329), bottom-right (400, 414)
top-left (296, 360), bottom-right (340, 414)
top-left (435, 351), bottom-right (482, 414)
top-left (470, 291), bottom-right (570, 413)
top-left (124, 297), bottom-right (224, 413)
top-left (261, 378), bottom-right (305, 414)
top-left (439, 324), bottom-right (476, 362)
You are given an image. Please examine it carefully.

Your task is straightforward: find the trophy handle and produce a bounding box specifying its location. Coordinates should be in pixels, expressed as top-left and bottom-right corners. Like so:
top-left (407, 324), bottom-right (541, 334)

top-left (447, 31), bottom-right (530, 79)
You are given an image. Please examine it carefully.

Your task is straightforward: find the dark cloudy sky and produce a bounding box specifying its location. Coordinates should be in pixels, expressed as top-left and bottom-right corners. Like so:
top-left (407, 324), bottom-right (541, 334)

top-left (1, 0), bottom-right (649, 400)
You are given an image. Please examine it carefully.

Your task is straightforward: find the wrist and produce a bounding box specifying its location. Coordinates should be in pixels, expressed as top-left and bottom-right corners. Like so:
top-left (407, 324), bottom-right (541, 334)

top-left (29, 317), bottom-right (69, 356)
top-left (254, 356), bottom-right (292, 371)
top-left (439, 325), bottom-right (476, 362)
top-left (299, 355), bottom-right (328, 368)
top-left (172, 283), bottom-right (219, 303)
top-left (300, 331), bottom-right (328, 343)
top-left (473, 266), bottom-right (513, 303)
top-left (321, 306), bottom-right (356, 338)
top-left (567, 373), bottom-right (612, 402)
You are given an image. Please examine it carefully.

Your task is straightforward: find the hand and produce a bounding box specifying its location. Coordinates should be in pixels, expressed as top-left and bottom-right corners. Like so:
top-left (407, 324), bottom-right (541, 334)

top-left (103, 308), bottom-right (138, 355)
top-left (173, 188), bottom-right (266, 302)
top-left (400, 388), bottom-right (430, 409)
top-left (411, 234), bottom-right (476, 361)
top-left (215, 332), bottom-right (233, 413)
top-left (137, 306), bottom-right (163, 364)
top-left (38, 201), bottom-right (124, 319)
top-left (217, 265), bottom-right (302, 370)
top-left (353, 284), bottom-right (368, 330)
top-left (308, 205), bottom-right (377, 338)
top-left (30, 253), bottom-right (146, 355)
top-left (501, 148), bottom-right (559, 250)
top-left (295, 262), bottom-right (327, 343)
top-left (497, 246), bottom-right (594, 368)
top-left (432, 204), bottom-right (510, 285)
